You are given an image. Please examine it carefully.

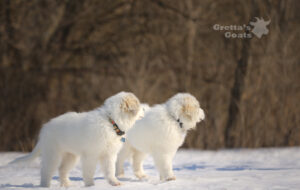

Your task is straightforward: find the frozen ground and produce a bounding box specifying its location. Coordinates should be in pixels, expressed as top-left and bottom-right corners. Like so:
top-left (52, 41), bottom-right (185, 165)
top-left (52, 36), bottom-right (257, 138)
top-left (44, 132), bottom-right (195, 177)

top-left (0, 148), bottom-right (300, 190)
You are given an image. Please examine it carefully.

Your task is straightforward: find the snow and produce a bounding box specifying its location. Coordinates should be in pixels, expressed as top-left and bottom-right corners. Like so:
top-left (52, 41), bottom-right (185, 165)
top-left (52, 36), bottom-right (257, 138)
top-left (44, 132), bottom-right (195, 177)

top-left (1, 148), bottom-right (300, 190)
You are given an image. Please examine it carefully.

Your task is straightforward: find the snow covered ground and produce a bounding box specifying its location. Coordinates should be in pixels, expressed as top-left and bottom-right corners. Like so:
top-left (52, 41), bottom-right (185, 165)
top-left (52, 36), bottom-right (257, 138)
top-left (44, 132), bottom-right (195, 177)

top-left (0, 148), bottom-right (300, 190)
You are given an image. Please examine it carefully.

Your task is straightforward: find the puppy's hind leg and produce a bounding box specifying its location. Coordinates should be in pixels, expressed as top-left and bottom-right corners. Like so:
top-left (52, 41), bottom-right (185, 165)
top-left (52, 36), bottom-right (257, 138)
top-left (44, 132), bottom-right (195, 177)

top-left (40, 151), bottom-right (62, 187)
top-left (59, 153), bottom-right (78, 187)
top-left (132, 148), bottom-right (147, 179)
top-left (116, 142), bottom-right (132, 178)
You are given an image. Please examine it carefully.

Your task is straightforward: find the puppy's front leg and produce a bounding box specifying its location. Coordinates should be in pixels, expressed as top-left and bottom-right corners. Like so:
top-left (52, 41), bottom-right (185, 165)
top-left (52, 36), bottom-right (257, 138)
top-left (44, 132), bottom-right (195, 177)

top-left (100, 155), bottom-right (121, 186)
top-left (82, 156), bottom-right (97, 186)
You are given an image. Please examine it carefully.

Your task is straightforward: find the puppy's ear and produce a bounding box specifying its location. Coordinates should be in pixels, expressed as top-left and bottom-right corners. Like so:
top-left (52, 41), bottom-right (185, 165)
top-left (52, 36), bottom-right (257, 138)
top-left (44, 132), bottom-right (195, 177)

top-left (121, 98), bottom-right (129, 112)
top-left (120, 97), bottom-right (131, 112)
top-left (181, 104), bottom-right (195, 120)
top-left (120, 95), bottom-right (139, 114)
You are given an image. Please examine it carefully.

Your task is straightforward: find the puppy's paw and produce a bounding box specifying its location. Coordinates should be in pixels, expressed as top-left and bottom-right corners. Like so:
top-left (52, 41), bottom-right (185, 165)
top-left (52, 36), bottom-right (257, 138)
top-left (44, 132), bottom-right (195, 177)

top-left (60, 179), bottom-right (71, 187)
top-left (135, 172), bottom-right (148, 179)
top-left (109, 179), bottom-right (121, 186)
top-left (166, 176), bottom-right (176, 181)
top-left (84, 181), bottom-right (95, 187)
top-left (116, 173), bottom-right (124, 178)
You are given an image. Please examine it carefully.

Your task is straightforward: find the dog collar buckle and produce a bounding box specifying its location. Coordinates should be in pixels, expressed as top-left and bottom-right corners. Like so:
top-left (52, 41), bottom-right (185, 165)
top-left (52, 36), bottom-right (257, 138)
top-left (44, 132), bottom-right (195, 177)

top-left (109, 118), bottom-right (125, 136)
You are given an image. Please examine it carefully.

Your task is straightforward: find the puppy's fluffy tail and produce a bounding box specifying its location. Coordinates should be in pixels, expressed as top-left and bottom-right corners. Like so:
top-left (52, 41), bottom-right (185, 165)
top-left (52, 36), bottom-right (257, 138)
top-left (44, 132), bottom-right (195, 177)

top-left (9, 141), bottom-right (41, 165)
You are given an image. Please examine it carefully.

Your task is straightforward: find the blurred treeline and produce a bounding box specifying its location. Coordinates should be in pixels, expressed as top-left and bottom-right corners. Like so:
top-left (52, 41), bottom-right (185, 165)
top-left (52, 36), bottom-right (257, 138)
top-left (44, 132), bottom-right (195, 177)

top-left (0, 0), bottom-right (299, 151)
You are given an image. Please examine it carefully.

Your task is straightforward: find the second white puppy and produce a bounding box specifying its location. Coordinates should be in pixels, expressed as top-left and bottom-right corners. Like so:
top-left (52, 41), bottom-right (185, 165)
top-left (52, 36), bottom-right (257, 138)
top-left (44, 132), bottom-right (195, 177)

top-left (116, 93), bottom-right (205, 181)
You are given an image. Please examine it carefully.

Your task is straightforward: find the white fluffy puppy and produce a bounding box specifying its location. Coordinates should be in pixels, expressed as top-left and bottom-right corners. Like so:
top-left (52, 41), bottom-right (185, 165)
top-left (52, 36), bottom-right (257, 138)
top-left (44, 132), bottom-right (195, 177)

top-left (10, 92), bottom-right (140, 187)
top-left (116, 93), bottom-right (205, 181)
